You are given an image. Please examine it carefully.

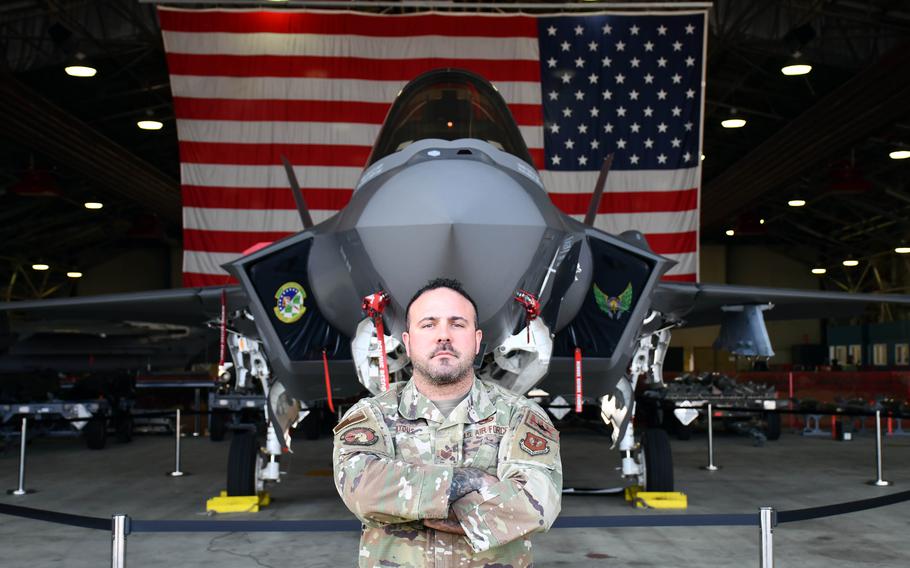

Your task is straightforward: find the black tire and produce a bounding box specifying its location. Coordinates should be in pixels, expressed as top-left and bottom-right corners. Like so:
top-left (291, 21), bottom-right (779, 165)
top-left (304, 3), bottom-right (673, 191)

top-left (209, 410), bottom-right (228, 442)
top-left (642, 428), bottom-right (674, 491)
top-left (114, 414), bottom-right (133, 443)
top-left (301, 409), bottom-right (321, 440)
top-left (764, 411), bottom-right (781, 441)
top-left (84, 416), bottom-right (107, 450)
top-left (226, 430), bottom-right (258, 496)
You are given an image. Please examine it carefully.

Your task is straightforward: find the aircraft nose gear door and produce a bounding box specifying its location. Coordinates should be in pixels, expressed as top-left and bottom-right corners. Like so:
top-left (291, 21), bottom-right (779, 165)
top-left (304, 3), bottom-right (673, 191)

top-left (351, 318), bottom-right (408, 395)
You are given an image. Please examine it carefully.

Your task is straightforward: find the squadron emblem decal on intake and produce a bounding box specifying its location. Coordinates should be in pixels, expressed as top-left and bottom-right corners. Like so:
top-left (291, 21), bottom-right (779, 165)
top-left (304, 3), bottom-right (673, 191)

top-left (341, 427), bottom-right (378, 446)
top-left (519, 432), bottom-right (550, 456)
top-left (593, 282), bottom-right (633, 319)
top-left (274, 282), bottom-right (307, 324)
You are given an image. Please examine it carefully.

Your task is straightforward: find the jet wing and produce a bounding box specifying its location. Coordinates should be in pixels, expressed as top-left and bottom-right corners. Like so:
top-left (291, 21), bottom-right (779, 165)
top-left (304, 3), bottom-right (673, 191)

top-left (0, 285), bottom-right (247, 327)
top-left (653, 281), bottom-right (910, 327)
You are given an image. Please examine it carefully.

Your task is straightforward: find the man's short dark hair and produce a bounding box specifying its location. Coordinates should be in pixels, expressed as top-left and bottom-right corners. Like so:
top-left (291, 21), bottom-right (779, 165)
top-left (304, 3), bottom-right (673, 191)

top-left (405, 278), bottom-right (479, 329)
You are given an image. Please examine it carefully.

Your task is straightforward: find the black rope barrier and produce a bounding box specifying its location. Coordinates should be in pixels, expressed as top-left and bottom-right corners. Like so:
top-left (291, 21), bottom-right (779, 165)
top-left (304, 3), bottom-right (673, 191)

top-left (777, 490), bottom-right (910, 524)
top-left (0, 503), bottom-right (109, 531)
top-left (3, 490), bottom-right (908, 533)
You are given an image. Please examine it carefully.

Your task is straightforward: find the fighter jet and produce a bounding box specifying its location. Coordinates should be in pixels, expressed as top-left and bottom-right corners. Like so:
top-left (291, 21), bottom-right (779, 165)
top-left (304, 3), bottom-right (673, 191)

top-left (3, 69), bottom-right (909, 495)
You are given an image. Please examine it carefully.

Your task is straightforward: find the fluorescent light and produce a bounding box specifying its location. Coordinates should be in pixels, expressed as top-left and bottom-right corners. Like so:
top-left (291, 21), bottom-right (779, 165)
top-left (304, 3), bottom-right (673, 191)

top-left (137, 120), bottom-right (163, 130)
top-left (67, 271), bottom-right (83, 278)
top-left (890, 150), bottom-right (910, 160)
top-left (788, 199), bottom-right (806, 207)
top-left (64, 65), bottom-right (97, 78)
top-left (722, 118), bottom-right (746, 128)
top-left (811, 268), bottom-right (827, 275)
top-left (84, 202), bottom-right (103, 210)
top-left (895, 247), bottom-right (910, 254)
top-left (725, 229), bottom-right (735, 236)
top-left (842, 259), bottom-right (859, 267)
top-left (781, 63), bottom-right (812, 76)
top-left (32, 263), bottom-right (50, 271)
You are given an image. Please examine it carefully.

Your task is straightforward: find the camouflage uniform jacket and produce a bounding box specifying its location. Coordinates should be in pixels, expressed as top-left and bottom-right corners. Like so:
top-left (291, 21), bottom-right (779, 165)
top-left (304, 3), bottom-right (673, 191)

top-left (333, 377), bottom-right (563, 567)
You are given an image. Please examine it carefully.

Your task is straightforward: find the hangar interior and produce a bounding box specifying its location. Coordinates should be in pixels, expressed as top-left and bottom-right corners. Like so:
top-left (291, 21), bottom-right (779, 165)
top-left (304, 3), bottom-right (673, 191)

top-left (1, 0), bottom-right (908, 370)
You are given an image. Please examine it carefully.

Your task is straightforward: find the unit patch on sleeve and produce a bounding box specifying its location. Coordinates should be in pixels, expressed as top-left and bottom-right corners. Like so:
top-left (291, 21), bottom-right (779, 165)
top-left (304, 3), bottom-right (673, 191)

top-left (341, 427), bottom-right (378, 446)
top-left (518, 431), bottom-right (550, 456)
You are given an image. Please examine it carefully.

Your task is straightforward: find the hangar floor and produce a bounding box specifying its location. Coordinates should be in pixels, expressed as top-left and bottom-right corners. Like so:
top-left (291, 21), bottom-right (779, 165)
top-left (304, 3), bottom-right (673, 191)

top-left (1, 424), bottom-right (908, 567)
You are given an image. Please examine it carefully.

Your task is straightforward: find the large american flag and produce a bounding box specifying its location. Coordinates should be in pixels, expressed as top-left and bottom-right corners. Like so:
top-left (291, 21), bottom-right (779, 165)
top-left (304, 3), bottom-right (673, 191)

top-left (158, 8), bottom-right (706, 287)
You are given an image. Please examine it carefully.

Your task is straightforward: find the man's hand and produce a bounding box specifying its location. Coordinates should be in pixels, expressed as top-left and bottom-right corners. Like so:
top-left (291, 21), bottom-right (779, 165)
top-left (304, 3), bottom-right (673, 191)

top-left (449, 467), bottom-right (498, 503)
top-left (424, 512), bottom-right (466, 535)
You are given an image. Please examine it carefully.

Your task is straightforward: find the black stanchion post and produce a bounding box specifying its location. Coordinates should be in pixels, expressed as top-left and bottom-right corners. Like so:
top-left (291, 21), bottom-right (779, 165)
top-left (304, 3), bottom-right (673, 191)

top-left (868, 409), bottom-right (892, 487)
top-left (111, 514), bottom-right (128, 568)
top-left (702, 403), bottom-right (720, 471)
top-left (759, 506), bottom-right (774, 567)
top-left (193, 388), bottom-right (201, 437)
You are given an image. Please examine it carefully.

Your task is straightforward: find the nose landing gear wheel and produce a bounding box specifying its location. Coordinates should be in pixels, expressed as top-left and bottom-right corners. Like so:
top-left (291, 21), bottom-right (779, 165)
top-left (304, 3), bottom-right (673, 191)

top-left (641, 428), bottom-right (674, 492)
top-left (226, 429), bottom-right (260, 496)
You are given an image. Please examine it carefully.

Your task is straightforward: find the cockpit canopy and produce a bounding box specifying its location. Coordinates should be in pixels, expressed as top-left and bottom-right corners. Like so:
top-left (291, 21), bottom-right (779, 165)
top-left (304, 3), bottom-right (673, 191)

top-left (368, 68), bottom-right (534, 167)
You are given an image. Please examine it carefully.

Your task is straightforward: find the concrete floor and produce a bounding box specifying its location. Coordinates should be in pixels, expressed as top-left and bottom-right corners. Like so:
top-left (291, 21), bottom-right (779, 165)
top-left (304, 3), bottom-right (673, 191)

top-left (1, 423), bottom-right (908, 567)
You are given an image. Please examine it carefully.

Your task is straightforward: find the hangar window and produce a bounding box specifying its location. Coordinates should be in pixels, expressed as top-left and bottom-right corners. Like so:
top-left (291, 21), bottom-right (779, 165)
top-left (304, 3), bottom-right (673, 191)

top-left (896, 344), bottom-right (909, 366)
top-left (848, 344), bottom-right (862, 365)
top-left (834, 345), bottom-right (847, 366)
top-left (872, 343), bottom-right (888, 366)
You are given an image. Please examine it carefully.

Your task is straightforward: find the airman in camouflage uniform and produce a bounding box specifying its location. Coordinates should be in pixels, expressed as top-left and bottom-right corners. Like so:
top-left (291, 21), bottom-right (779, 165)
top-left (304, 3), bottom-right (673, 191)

top-left (333, 377), bottom-right (562, 567)
top-left (332, 278), bottom-right (562, 567)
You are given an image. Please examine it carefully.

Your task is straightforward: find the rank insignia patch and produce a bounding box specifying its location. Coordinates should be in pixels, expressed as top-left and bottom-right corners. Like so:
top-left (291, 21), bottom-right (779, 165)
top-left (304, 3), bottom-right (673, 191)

top-left (274, 282), bottom-right (307, 324)
top-left (525, 412), bottom-right (558, 442)
top-left (519, 431), bottom-right (550, 456)
top-left (341, 427), bottom-right (378, 446)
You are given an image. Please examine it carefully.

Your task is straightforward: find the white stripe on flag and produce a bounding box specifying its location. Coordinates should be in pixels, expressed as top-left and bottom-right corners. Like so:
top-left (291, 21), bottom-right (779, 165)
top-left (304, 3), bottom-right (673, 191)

top-left (569, 210), bottom-right (698, 235)
top-left (183, 250), bottom-right (243, 276)
top-left (660, 251), bottom-right (697, 276)
top-left (181, 163), bottom-right (362, 189)
top-left (176, 119), bottom-right (545, 148)
top-left (162, 31), bottom-right (539, 60)
top-left (184, 207), bottom-right (340, 232)
top-left (169, 75), bottom-right (542, 105)
top-left (542, 168), bottom-right (701, 194)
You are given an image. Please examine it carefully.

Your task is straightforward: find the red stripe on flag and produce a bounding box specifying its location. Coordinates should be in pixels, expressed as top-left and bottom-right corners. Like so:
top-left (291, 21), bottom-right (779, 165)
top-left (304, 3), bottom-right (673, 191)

top-left (549, 188), bottom-right (698, 215)
top-left (166, 54), bottom-right (541, 82)
top-left (179, 141), bottom-right (371, 167)
top-left (159, 9), bottom-right (538, 37)
top-left (184, 229), bottom-right (294, 253)
top-left (183, 185), bottom-right (353, 210)
top-left (183, 272), bottom-right (237, 287)
top-left (644, 231), bottom-right (698, 255)
top-left (173, 97), bottom-right (543, 126)
top-left (660, 273), bottom-right (697, 282)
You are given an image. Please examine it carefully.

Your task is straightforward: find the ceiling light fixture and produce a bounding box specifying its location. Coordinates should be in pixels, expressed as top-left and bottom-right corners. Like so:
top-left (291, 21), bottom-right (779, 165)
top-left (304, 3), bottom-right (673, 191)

top-left (721, 109), bottom-right (747, 128)
top-left (84, 201), bottom-right (103, 210)
top-left (137, 119), bottom-right (163, 130)
top-left (64, 52), bottom-right (96, 78)
top-left (787, 198), bottom-right (806, 207)
top-left (811, 267), bottom-right (826, 275)
top-left (725, 229), bottom-right (735, 236)
top-left (781, 51), bottom-right (812, 76)
top-left (32, 263), bottom-right (50, 271)
top-left (67, 271), bottom-right (83, 278)
top-left (895, 246), bottom-right (910, 254)
top-left (759, 218), bottom-right (766, 225)
top-left (700, 153), bottom-right (706, 161)
top-left (890, 150), bottom-right (910, 160)
top-left (842, 258), bottom-right (859, 267)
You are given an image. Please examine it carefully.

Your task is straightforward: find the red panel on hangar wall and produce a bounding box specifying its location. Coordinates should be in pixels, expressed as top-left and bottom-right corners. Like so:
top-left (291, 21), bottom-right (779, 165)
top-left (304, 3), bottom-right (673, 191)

top-left (736, 371), bottom-right (910, 403)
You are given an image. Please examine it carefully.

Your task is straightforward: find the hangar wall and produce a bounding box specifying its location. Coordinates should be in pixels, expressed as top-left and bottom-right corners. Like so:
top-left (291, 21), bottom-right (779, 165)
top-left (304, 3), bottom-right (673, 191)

top-left (74, 246), bottom-right (178, 296)
top-left (672, 244), bottom-right (822, 370)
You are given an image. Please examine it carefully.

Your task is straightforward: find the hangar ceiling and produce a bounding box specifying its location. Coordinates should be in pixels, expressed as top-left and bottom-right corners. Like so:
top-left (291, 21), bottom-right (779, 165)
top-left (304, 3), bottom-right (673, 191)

top-left (1, 0), bottom-right (909, 302)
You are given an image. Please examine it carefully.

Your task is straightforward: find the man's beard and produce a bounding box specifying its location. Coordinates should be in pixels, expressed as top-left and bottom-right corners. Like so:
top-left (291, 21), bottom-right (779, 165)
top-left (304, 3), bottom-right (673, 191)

top-left (412, 344), bottom-right (473, 385)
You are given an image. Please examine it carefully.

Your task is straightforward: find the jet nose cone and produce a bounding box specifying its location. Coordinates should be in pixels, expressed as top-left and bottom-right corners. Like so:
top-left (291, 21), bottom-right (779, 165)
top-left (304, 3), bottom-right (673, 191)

top-left (354, 155), bottom-right (548, 336)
